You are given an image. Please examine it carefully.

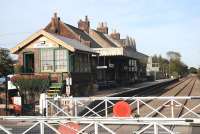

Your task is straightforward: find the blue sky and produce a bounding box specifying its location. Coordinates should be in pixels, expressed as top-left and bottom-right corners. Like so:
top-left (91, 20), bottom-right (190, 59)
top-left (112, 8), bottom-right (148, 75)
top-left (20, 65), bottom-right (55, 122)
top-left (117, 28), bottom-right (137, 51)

top-left (0, 0), bottom-right (200, 68)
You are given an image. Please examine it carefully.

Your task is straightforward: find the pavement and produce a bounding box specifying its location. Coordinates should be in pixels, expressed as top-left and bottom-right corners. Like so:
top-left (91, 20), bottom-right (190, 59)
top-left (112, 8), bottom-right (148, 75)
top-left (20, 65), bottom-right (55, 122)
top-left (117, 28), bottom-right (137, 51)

top-left (92, 79), bottom-right (173, 97)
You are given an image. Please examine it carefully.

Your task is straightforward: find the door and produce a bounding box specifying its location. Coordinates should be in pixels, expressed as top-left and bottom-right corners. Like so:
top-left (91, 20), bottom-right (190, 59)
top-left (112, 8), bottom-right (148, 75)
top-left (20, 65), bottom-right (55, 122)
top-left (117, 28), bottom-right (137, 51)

top-left (24, 53), bottom-right (34, 73)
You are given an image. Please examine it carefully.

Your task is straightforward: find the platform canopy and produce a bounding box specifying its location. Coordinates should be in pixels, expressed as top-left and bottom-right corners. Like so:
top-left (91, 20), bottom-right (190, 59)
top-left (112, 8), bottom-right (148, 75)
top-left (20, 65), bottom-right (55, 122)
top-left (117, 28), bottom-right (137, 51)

top-left (92, 47), bottom-right (148, 62)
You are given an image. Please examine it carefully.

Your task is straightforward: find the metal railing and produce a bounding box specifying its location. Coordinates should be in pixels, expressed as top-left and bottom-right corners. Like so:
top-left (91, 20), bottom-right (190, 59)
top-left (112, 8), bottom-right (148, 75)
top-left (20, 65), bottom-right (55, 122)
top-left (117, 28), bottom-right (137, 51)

top-left (1, 116), bottom-right (200, 134)
top-left (43, 96), bottom-right (200, 119)
top-left (1, 96), bottom-right (200, 134)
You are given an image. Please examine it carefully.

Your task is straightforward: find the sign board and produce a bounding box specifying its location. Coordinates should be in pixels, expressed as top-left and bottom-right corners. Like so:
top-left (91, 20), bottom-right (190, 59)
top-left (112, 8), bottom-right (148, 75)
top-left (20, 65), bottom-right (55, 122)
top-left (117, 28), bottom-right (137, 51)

top-left (7, 75), bottom-right (17, 90)
top-left (12, 96), bottom-right (22, 113)
top-left (33, 41), bottom-right (54, 48)
top-left (66, 77), bottom-right (72, 86)
top-left (96, 66), bottom-right (107, 69)
top-left (13, 96), bottom-right (21, 106)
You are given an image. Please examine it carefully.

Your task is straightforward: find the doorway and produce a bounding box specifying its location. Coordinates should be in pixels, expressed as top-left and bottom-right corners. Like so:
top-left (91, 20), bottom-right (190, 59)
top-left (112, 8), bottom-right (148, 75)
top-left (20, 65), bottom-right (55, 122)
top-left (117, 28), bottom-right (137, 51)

top-left (24, 53), bottom-right (34, 73)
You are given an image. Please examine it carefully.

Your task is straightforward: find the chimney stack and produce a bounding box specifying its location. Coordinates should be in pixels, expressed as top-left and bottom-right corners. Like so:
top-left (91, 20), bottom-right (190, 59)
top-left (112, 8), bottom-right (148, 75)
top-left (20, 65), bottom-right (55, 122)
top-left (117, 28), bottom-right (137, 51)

top-left (78, 16), bottom-right (90, 33)
top-left (110, 29), bottom-right (120, 40)
top-left (50, 12), bottom-right (60, 34)
top-left (97, 22), bottom-right (108, 34)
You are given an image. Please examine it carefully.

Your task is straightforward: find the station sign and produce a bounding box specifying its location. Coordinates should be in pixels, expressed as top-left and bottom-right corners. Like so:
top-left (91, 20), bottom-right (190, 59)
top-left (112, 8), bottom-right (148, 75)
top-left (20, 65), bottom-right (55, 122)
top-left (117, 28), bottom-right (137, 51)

top-left (33, 41), bottom-right (54, 48)
top-left (96, 66), bottom-right (107, 69)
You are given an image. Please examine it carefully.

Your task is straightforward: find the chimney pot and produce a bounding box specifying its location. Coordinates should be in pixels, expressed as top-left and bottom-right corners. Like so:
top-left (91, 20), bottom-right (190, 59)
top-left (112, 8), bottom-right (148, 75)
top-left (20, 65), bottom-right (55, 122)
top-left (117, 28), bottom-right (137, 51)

top-left (54, 12), bottom-right (57, 18)
top-left (78, 16), bottom-right (90, 33)
top-left (96, 22), bottom-right (108, 34)
top-left (85, 16), bottom-right (88, 21)
top-left (110, 29), bottom-right (120, 40)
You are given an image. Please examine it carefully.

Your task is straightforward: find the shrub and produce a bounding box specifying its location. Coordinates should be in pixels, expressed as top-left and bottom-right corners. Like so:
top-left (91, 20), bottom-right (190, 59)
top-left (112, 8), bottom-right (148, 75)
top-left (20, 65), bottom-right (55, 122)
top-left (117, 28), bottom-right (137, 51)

top-left (11, 74), bottom-right (49, 106)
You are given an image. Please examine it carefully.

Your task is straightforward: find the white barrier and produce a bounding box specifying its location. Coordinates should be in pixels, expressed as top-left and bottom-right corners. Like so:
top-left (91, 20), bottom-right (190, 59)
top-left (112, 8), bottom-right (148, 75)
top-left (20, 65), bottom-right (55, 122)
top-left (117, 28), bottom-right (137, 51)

top-left (42, 96), bottom-right (200, 119)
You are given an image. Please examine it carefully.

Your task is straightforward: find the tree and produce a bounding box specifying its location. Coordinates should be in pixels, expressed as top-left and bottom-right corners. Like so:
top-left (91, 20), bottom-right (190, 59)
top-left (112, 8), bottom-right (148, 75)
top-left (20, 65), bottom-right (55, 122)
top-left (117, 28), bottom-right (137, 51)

top-left (0, 49), bottom-right (14, 76)
top-left (189, 67), bottom-right (197, 74)
top-left (167, 51), bottom-right (188, 77)
top-left (167, 51), bottom-right (181, 61)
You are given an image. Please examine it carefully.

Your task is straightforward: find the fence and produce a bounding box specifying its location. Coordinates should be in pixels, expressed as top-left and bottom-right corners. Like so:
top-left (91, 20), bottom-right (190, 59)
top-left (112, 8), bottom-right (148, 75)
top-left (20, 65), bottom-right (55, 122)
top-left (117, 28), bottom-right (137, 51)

top-left (0, 116), bottom-right (200, 134)
top-left (42, 96), bottom-right (200, 119)
top-left (1, 96), bottom-right (200, 134)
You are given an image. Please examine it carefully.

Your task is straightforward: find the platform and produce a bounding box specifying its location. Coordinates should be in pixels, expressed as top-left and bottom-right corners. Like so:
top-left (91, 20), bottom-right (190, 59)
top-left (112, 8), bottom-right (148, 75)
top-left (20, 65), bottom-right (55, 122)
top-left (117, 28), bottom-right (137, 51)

top-left (93, 79), bottom-right (174, 97)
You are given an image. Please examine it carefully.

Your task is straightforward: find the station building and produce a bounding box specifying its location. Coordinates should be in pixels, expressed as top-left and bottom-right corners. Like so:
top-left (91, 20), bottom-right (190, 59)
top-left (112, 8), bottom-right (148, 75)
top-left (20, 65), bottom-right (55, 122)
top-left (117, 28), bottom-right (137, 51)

top-left (11, 13), bottom-right (148, 96)
top-left (89, 23), bottom-right (148, 86)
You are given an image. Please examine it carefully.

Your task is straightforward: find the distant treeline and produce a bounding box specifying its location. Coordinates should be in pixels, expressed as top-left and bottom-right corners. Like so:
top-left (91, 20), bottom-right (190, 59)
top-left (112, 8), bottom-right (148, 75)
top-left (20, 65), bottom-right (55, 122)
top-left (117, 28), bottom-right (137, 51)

top-left (152, 51), bottom-right (188, 78)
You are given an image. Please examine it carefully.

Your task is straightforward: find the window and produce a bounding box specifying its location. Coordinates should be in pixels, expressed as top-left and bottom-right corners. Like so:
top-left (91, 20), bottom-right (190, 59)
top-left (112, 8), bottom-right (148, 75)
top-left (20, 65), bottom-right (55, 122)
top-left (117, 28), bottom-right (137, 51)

top-left (75, 54), bottom-right (80, 72)
top-left (128, 59), bottom-right (137, 72)
top-left (55, 49), bottom-right (68, 72)
top-left (74, 53), bottom-right (91, 73)
top-left (41, 49), bottom-right (54, 72)
top-left (40, 49), bottom-right (69, 72)
top-left (80, 55), bottom-right (84, 72)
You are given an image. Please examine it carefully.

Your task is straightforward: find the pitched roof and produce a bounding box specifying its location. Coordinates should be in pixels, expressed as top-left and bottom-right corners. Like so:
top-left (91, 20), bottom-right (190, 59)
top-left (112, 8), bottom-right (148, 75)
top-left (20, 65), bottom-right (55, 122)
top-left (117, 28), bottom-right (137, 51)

top-left (89, 29), bottom-right (118, 48)
top-left (64, 23), bottom-right (101, 48)
top-left (49, 33), bottom-right (95, 53)
top-left (10, 30), bottom-right (95, 54)
top-left (103, 34), bottom-right (123, 47)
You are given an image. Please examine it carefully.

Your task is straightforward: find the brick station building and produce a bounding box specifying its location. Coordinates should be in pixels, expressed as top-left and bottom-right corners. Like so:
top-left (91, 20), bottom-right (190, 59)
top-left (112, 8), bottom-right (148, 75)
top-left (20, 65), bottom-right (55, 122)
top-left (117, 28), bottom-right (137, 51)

top-left (89, 23), bottom-right (148, 87)
top-left (11, 13), bottom-right (148, 96)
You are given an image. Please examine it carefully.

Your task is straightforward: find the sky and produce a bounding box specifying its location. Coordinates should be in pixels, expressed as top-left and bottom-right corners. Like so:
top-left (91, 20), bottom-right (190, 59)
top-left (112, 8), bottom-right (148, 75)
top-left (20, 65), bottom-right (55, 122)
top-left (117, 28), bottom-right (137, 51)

top-left (0, 0), bottom-right (200, 68)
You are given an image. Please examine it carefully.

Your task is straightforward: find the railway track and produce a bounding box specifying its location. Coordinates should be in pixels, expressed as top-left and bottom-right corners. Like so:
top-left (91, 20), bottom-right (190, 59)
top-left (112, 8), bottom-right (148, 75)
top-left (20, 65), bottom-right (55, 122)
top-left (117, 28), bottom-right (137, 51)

top-left (79, 77), bottom-right (189, 117)
top-left (82, 77), bottom-right (196, 133)
top-left (131, 77), bottom-right (197, 133)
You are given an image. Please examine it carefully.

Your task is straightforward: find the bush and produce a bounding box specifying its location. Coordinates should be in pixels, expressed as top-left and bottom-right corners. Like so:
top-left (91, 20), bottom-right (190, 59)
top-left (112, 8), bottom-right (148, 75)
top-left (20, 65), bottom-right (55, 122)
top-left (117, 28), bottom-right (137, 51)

top-left (11, 74), bottom-right (49, 106)
top-left (11, 74), bottom-right (49, 92)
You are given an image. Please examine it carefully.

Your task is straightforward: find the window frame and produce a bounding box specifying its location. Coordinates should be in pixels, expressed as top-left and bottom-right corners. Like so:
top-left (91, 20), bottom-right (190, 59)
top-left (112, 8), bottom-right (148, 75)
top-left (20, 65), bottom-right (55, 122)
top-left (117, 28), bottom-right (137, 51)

top-left (54, 49), bottom-right (69, 72)
top-left (40, 48), bottom-right (54, 72)
top-left (40, 48), bottom-right (69, 73)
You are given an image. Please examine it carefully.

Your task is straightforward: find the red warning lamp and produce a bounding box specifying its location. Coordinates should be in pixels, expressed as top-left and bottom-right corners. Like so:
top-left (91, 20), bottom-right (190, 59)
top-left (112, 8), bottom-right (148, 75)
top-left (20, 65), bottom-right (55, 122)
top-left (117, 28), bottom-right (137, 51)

top-left (113, 101), bottom-right (132, 117)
